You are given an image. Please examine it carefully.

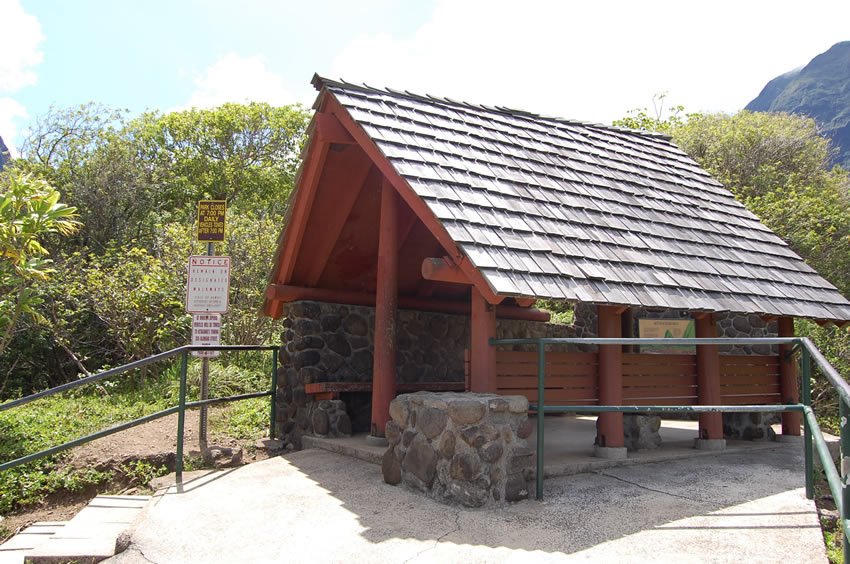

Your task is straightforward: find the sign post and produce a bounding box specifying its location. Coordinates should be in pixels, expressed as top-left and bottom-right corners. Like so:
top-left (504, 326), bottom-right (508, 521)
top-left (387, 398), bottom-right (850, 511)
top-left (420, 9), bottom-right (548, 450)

top-left (191, 200), bottom-right (227, 451)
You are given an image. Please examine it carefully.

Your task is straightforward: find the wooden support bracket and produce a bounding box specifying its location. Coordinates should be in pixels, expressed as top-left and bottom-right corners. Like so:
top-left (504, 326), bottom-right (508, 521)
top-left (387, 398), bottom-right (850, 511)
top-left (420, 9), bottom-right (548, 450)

top-left (421, 257), bottom-right (471, 284)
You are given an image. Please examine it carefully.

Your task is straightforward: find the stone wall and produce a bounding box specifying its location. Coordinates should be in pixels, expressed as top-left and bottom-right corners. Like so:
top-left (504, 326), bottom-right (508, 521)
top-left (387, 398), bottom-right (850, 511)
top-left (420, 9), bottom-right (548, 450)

top-left (382, 392), bottom-right (534, 507)
top-left (276, 301), bottom-right (470, 443)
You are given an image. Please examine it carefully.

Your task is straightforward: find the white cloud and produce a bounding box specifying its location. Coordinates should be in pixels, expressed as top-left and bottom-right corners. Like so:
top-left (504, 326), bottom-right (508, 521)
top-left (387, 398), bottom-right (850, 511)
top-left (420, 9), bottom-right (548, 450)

top-left (0, 0), bottom-right (43, 93)
top-left (329, 0), bottom-right (850, 125)
top-left (0, 98), bottom-right (27, 154)
top-left (184, 54), bottom-right (295, 109)
top-left (0, 0), bottom-right (43, 155)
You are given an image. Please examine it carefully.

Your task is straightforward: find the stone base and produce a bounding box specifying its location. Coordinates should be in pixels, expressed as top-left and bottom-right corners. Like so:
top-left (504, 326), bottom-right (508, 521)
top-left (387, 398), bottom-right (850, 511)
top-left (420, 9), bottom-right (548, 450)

top-left (366, 434), bottom-right (389, 447)
top-left (723, 411), bottom-right (778, 441)
top-left (594, 446), bottom-right (628, 460)
top-left (776, 434), bottom-right (804, 444)
top-left (383, 392), bottom-right (533, 508)
top-left (694, 438), bottom-right (727, 451)
top-left (623, 414), bottom-right (662, 451)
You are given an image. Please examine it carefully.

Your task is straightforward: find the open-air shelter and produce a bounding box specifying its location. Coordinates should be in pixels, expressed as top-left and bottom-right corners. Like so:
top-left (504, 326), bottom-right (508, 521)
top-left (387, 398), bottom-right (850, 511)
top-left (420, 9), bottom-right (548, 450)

top-left (264, 76), bottom-right (850, 455)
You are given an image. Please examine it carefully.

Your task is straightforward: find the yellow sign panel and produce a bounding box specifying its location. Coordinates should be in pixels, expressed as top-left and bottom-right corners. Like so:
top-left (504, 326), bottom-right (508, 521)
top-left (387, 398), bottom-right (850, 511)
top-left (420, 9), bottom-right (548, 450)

top-left (638, 319), bottom-right (695, 354)
top-left (198, 200), bottom-right (226, 241)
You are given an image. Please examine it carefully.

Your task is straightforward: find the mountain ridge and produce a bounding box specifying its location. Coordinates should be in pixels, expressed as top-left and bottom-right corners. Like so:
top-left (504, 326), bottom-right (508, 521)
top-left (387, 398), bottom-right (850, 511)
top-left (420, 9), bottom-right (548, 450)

top-left (746, 41), bottom-right (850, 168)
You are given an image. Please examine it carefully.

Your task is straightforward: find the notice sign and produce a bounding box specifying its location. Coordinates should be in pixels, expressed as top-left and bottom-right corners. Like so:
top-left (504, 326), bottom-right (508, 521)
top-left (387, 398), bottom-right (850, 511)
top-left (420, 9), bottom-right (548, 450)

top-left (186, 256), bottom-right (231, 313)
top-left (638, 319), bottom-right (695, 354)
top-left (197, 200), bottom-right (226, 242)
top-left (192, 313), bottom-right (221, 358)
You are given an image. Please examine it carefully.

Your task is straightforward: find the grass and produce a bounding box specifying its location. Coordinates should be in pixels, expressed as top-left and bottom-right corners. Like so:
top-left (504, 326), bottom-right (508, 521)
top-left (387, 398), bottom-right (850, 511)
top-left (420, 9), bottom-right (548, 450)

top-left (0, 355), bottom-right (273, 517)
top-left (210, 397), bottom-right (270, 443)
top-left (814, 469), bottom-right (844, 563)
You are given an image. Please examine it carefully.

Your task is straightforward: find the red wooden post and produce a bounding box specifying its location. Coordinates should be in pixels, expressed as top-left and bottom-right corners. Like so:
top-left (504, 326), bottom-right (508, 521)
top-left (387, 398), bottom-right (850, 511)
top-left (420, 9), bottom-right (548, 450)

top-left (695, 313), bottom-right (724, 444)
top-left (470, 287), bottom-right (496, 393)
top-left (778, 317), bottom-right (802, 436)
top-left (370, 178), bottom-right (399, 439)
top-left (597, 305), bottom-right (625, 452)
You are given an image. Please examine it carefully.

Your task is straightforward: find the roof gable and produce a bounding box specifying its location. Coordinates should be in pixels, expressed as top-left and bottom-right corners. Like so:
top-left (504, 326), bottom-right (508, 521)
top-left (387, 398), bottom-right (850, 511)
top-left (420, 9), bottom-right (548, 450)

top-left (311, 77), bottom-right (850, 322)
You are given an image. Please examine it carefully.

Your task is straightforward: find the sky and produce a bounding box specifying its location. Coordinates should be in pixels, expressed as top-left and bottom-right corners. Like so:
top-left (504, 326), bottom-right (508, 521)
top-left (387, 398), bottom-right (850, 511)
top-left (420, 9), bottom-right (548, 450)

top-left (1, 0), bottom-right (849, 155)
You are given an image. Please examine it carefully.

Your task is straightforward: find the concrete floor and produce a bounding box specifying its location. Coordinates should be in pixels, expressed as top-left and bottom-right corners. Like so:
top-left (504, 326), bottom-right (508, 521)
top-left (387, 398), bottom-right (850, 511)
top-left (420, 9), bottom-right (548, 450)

top-left (107, 444), bottom-right (825, 563)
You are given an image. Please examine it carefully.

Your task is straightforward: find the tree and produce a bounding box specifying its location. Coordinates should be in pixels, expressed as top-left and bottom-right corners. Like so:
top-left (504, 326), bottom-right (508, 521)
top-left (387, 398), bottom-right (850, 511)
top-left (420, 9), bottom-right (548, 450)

top-left (0, 101), bottom-right (310, 396)
top-left (613, 92), bottom-right (689, 134)
top-left (0, 170), bottom-right (80, 358)
top-left (130, 102), bottom-right (309, 218)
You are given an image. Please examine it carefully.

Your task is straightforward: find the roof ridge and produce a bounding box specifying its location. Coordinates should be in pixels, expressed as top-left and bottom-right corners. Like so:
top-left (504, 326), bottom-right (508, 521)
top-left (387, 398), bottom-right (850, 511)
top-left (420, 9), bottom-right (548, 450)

top-left (311, 74), bottom-right (672, 141)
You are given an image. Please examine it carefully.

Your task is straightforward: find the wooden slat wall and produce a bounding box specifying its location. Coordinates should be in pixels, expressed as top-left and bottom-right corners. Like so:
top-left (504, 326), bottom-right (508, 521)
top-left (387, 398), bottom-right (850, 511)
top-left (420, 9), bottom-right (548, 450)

top-left (494, 351), bottom-right (598, 406)
top-left (719, 355), bottom-right (782, 405)
top-left (622, 353), bottom-right (697, 405)
top-left (471, 350), bottom-right (783, 407)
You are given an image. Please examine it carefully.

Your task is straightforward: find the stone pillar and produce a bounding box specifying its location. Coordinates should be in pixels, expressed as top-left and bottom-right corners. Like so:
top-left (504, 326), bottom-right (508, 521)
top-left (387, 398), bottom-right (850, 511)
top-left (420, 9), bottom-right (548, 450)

top-left (370, 179), bottom-right (399, 441)
top-left (469, 287), bottom-right (496, 393)
top-left (695, 313), bottom-right (726, 450)
top-left (596, 305), bottom-right (626, 459)
top-left (778, 317), bottom-right (802, 437)
top-left (382, 392), bottom-right (534, 507)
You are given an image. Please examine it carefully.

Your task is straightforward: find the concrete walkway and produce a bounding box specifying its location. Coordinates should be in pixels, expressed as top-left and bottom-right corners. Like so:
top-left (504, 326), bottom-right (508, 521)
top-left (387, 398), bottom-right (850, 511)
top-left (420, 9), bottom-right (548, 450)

top-left (108, 443), bottom-right (826, 563)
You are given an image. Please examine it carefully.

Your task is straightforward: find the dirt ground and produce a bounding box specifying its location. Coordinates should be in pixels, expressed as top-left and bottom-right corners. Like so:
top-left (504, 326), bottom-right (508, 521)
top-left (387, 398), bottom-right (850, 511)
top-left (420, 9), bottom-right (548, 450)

top-left (1, 406), bottom-right (275, 541)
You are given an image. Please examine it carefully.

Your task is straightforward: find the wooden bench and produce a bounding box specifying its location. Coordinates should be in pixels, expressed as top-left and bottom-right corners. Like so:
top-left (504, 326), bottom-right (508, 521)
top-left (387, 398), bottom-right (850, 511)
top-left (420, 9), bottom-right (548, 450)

top-left (305, 381), bottom-right (466, 400)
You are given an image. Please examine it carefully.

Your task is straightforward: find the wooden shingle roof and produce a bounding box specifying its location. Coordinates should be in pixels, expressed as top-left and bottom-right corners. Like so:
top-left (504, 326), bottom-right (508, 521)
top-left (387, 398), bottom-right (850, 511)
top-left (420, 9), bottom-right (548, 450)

top-left (310, 77), bottom-right (850, 322)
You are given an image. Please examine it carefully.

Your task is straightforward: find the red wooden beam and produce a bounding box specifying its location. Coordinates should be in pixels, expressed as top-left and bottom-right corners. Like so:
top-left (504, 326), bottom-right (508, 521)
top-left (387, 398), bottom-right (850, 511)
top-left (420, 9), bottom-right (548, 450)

top-left (514, 298), bottom-right (536, 308)
top-left (778, 317), bottom-right (802, 436)
top-left (371, 178), bottom-right (398, 438)
top-left (421, 257), bottom-right (471, 284)
top-left (695, 313), bottom-right (724, 441)
top-left (324, 95), bottom-right (503, 306)
top-left (597, 304), bottom-right (624, 449)
top-left (470, 286), bottom-right (496, 392)
top-left (265, 284), bottom-right (550, 321)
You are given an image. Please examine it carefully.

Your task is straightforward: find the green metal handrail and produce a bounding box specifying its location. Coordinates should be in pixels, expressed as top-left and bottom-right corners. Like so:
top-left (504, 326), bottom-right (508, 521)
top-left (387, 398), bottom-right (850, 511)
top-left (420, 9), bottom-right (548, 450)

top-left (0, 345), bottom-right (280, 488)
top-left (490, 336), bottom-right (850, 560)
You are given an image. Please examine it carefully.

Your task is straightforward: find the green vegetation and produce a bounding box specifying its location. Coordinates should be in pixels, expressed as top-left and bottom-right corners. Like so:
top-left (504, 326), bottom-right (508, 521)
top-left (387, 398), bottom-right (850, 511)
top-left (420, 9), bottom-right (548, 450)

top-left (0, 102), bottom-right (308, 397)
top-left (0, 370), bottom-right (172, 513)
top-left (210, 397), bottom-right (270, 442)
top-left (535, 299), bottom-right (574, 325)
top-left (0, 353), bottom-right (272, 515)
top-left (0, 171), bottom-right (79, 361)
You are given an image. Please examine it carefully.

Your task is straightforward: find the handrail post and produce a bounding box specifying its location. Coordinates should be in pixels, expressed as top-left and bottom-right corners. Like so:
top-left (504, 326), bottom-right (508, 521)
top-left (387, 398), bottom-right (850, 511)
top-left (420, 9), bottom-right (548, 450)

top-left (270, 347), bottom-right (279, 440)
top-left (536, 338), bottom-right (545, 500)
top-left (840, 396), bottom-right (850, 564)
top-left (176, 350), bottom-right (188, 490)
top-left (801, 343), bottom-right (813, 499)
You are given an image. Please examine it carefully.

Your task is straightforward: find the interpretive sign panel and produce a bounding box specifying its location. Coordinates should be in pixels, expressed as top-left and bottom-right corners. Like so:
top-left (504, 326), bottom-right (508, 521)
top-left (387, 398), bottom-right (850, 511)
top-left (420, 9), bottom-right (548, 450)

top-left (197, 200), bottom-right (226, 242)
top-left (192, 313), bottom-right (221, 358)
top-left (186, 255), bottom-right (231, 313)
top-left (638, 319), bottom-right (695, 354)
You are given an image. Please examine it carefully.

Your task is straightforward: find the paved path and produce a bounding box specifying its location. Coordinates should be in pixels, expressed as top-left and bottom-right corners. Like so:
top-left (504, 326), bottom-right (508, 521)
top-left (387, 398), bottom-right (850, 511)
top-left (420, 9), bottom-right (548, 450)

top-left (109, 445), bottom-right (826, 563)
